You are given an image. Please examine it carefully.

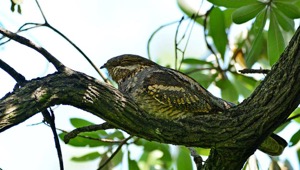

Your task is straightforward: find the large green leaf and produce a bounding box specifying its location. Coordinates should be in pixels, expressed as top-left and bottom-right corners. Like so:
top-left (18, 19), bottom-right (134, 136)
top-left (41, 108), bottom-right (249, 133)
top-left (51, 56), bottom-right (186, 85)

top-left (188, 72), bottom-right (217, 89)
top-left (209, 7), bottom-right (227, 59)
top-left (232, 2), bottom-right (266, 24)
top-left (275, 2), bottom-right (300, 19)
top-left (208, 0), bottom-right (257, 8)
top-left (216, 78), bottom-right (239, 102)
top-left (177, 147), bottom-right (193, 170)
top-left (273, 8), bottom-right (295, 32)
top-left (112, 149), bottom-right (123, 167)
top-left (246, 9), bottom-right (267, 67)
top-left (290, 129), bottom-right (300, 146)
top-left (268, 11), bottom-right (285, 65)
top-left (71, 151), bottom-right (101, 162)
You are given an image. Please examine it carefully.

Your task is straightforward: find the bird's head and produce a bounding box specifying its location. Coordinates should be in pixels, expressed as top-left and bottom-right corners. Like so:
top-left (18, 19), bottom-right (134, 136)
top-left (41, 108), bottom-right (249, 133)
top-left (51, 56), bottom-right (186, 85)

top-left (101, 54), bottom-right (157, 83)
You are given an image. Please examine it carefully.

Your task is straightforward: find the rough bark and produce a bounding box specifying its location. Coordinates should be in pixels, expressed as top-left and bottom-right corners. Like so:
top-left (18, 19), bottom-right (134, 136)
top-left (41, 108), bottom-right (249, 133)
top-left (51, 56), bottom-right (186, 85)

top-left (1, 27), bottom-right (300, 169)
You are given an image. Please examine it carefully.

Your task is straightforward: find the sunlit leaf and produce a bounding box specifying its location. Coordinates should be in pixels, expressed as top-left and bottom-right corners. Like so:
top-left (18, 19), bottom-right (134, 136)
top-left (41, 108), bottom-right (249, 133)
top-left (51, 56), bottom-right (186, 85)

top-left (268, 11), bottom-right (285, 65)
top-left (223, 8), bottom-right (235, 28)
top-left (290, 129), bottom-right (300, 146)
top-left (70, 117), bottom-right (95, 128)
top-left (208, 0), bottom-right (257, 8)
top-left (128, 151), bottom-right (140, 170)
top-left (232, 2), bottom-right (266, 24)
top-left (246, 9), bottom-right (267, 67)
top-left (273, 8), bottom-right (295, 32)
top-left (216, 78), bottom-right (239, 102)
top-left (275, 2), bottom-right (300, 19)
top-left (209, 7), bottom-right (227, 59)
top-left (71, 151), bottom-right (101, 162)
top-left (289, 108), bottom-right (300, 123)
top-left (177, 147), bottom-right (193, 170)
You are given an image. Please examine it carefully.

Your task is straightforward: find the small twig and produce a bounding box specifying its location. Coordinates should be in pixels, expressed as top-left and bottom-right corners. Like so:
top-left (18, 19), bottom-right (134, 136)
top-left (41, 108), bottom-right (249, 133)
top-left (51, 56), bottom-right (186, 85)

top-left (239, 68), bottom-right (270, 74)
top-left (188, 147), bottom-right (203, 170)
top-left (174, 16), bottom-right (185, 70)
top-left (0, 59), bottom-right (26, 85)
top-left (63, 122), bottom-right (115, 143)
top-left (0, 27), bottom-right (67, 72)
top-left (97, 136), bottom-right (133, 170)
top-left (42, 108), bottom-right (64, 170)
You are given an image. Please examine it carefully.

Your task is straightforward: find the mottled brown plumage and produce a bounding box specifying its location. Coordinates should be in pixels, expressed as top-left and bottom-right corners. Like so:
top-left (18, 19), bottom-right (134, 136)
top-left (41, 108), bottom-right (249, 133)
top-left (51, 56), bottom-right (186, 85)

top-left (101, 54), bottom-right (233, 119)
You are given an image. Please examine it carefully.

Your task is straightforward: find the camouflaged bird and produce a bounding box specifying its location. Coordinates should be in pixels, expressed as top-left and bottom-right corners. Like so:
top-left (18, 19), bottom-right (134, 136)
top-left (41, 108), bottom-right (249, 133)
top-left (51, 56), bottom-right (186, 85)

top-left (101, 54), bottom-right (287, 156)
top-left (101, 54), bottom-right (233, 119)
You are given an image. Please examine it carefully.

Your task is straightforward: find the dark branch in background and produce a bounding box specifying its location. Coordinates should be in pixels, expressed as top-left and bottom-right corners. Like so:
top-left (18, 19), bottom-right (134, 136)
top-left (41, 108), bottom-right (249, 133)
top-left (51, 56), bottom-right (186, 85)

top-left (0, 59), bottom-right (26, 85)
top-left (63, 122), bottom-right (115, 143)
top-left (42, 108), bottom-right (64, 170)
top-left (239, 68), bottom-right (270, 74)
top-left (97, 136), bottom-right (132, 170)
top-left (0, 27), bottom-right (66, 72)
top-left (0, 56), bottom-right (64, 170)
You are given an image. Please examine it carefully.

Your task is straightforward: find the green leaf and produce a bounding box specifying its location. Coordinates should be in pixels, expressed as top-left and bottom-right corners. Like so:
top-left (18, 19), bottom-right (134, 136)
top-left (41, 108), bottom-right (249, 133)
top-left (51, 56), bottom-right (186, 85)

top-left (181, 58), bottom-right (214, 66)
top-left (112, 149), bottom-right (123, 167)
top-left (209, 7), bottom-right (227, 59)
top-left (208, 0), bottom-right (257, 8)
top-left (232, 74), bottom-right (258, 98)
top-left (99, 153), bottom-right (112, 170)
top-left (188, 72), bottom-right (217, 89)
top-left (128, 151), bottom-right (140, 170)
top-left (177, 147), bottom-right (193, 170)
top-left (289, 108), bottom-right (300, 123)
top-left (246, 9), bottom-right (267, 67)
top-left (268, 11), bottom-right (285, 65)
top-left (232, 2), bottom-right (266, 24)
top-left (290, 129), bottom-right (300, 146)
top-left (223, 9), bottom-right (235, 28)
top-left (70, 117), bottom-right (95, 128)
top-left (216, 78), bottom-right (239, 102)
top-left (275, 2), bottom-right (300, 19)
top-left (273, 8), bottom-right (295, 32)
top-left (71, 152), bottom-right (101, 162)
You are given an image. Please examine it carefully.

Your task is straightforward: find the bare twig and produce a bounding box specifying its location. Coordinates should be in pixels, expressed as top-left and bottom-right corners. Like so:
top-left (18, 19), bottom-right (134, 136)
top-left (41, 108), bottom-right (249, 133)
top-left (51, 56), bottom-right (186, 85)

top-left (0, 27), bottom-right (67, 72)
top-left (63, 122), bottom-right (115, 143)
top-left (174, 16), bottom-right (185, 70)
top-left (239, 68), bottom-right (270, 74)
top-left (97, 136), bottom-right (133, 170)
top-left (42, 108), bottom-right (64, 170)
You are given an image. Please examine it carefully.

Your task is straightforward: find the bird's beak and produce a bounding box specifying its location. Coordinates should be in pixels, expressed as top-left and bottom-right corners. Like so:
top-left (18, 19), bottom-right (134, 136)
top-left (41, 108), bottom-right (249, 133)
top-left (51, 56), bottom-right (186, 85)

top-left (100, 63), bottom-right (106, 69)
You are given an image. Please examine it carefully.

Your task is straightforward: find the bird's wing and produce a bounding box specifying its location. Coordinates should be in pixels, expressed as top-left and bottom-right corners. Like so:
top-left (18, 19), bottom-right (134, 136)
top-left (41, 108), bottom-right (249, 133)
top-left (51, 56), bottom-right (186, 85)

top-left (142, 68), bottom-right (214, 113)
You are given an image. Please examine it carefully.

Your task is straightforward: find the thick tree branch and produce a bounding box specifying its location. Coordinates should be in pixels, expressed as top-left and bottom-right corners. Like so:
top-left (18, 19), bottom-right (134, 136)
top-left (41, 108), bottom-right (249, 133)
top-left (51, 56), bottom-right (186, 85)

top-left (0, 27), bottom-right (300, 169)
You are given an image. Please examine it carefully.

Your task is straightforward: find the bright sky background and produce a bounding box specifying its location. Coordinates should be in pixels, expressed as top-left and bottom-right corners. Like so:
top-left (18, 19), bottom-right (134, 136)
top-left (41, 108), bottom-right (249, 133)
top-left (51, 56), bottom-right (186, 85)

top-left (0, 0), bottom-right (299, 170)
